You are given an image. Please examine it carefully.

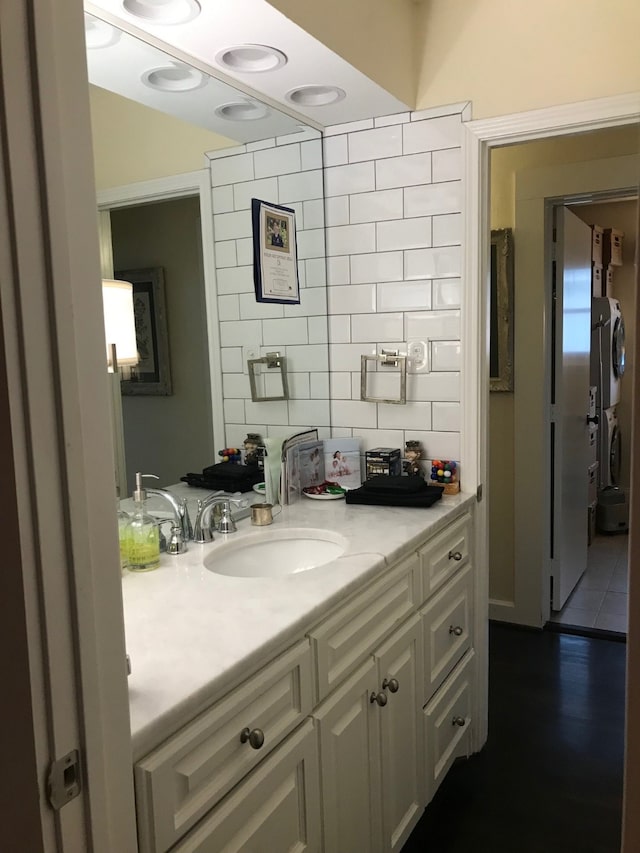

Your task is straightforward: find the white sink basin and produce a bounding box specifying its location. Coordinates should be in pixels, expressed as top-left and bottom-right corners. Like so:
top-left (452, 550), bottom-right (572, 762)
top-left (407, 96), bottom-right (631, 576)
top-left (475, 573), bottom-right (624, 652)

top-left (204, 527), bottom-right (348, 578)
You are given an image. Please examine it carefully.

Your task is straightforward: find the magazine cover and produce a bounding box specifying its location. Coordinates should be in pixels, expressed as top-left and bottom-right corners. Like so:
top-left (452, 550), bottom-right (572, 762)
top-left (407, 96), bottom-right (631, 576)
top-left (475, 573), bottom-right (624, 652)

top-left (323, 438), bottom-right (362, 490)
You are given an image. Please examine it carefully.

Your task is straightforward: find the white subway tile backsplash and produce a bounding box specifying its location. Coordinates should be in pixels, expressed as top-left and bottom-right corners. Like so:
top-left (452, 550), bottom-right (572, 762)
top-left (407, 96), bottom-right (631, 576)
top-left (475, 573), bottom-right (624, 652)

top-left (403, 114), bottom-right (462, 154)
top-left (216, 265), bottom-right (254, 295)
top-left (213, 210), bottom-right (252, 241)
top-left (308, 315), bottom-right (329, 344)
top-left (246, 138), bottom-right (276, 152)
top-left (279, 169), bottom-right (324, 203)
top-left (227, 423), bottom-right (266, 447)
top-left (238, 294), bottom-right (284, 320)
top-left (221, 347), bottom-right (243, 373)
top-left (377, 280), bottom-right (432, 312)
top-left (355, 429), bottom-right (404, 451)
top-left (349, 125), bottom-right (402, 163)
top-left (375, 112), bottom-right (411, 127)
top-left (286, 344), bottom-right (329, 372)
top-left (351, 312), bottom-right (404, 343)
top-left (378, 402), bottom-right (432, 431)
top-left (297, 228), bottom-right (326, 260)
top-left (375, 152), bottom-right (432, 190)
top-left (284, 287), bottom-right (327, 317)
top-left (331, 399), bottom-right (377, 429)
top-left (211, 153), bottom-right (254, 187)
top-left (220, 319), bottom-right (262, 347)
top-left (254, 144), bottom-right (301, 178)
top-left (330, 427), bottom-right (353, 438)
top-left (214, 240), bottom-right (237, 268)
top-left (404, 181), bottom-right (462, 217)
top-left (330, 372), bottom-right (352, 399)
top-left (206, 144), bottom-right (247, 160)
top-left (302, 199), bottom-right (325, 230)
top-left (376, 217), bottom-right (432, 252)
top-left (350, 189), bottom-right (403, 224)
top-left (431, 340), bottom-right (461, 371)
top-left (405, 310), bottom-right (460, 341)
top-left (325, 195), bottom-right (350, 227)
top-left (420, 431), bottom-right (460, 460)
top-left (223, 372), bottom-right (251, 398)
top-left (289, 399), bottom-right (331, 427)
top-left (301, 140), bottom-right (323, 171)
top-left (432, 402), bottom-right (460, 432)
top-left (432, 148), bottom-right (462, 183)
top-left (326, 223), bottom-right (376, 257)
top-left (408, 372), bottom-right (460, 401)
top-left (330, 342), bottom-right (377, 372)
top-left (351, 251), bottom-right (403, 284)
top-left (329, 315), bottom-right (351, 343)
top-left (263, 317), bottom-right (309, 345)
top-left (304, 258), bottom-right (327, 287)
top-left (236, 237), bottom-right (253, 266)
top-left (288, 372), bottom-right (310, 399)
top-left (212, 185), bottom-right (234, 214)
top-left (310, 372), bottom-right (330, 399)
top-left (325, 118), bottom-right (374, 136)
top-left (432, 213), bottom-right (462, 246)
top-left (224, 398), bottom-right (245, 423)
top-left (328, 284), bottom-right (376, 316)
top-left (323, 135), bottom-right (348, 167)
top-left (325, 162), bottom-right (375, 197)
top-left (233, 177), bottom-right (278, 211)
top-left (245, 400), bottom-right (290, 425)
top-left (405, 246), bottom-right (462, 280)
top-left (327, 256), bottom-right (350, 285)
top-left (277, 128), bottom-right (320, 145)
top-left (218, 294), bottom-right (240, 321)
top-left (410, 102), bottom-right (468, 122)
top-left (432, 278), bottom-right (461, 309)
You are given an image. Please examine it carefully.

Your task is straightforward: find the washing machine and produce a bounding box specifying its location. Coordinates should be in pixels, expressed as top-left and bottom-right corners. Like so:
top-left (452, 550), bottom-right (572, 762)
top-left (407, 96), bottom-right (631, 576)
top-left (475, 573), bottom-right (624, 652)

top-left (591, 296), bottom-right (626, 409)
top-left (600, 405), bottom-right (622, 488)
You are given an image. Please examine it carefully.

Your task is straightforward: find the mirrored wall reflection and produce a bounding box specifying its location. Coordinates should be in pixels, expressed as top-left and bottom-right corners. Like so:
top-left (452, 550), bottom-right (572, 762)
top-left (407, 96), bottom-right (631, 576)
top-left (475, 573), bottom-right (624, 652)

top-left (88, 13), bottom-right (330, 491)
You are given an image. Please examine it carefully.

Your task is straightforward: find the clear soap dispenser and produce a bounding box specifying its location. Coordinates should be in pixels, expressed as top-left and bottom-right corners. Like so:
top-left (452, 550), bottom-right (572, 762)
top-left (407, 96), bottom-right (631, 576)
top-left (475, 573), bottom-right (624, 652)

top-left (126, 473), bottom-right (160, 572)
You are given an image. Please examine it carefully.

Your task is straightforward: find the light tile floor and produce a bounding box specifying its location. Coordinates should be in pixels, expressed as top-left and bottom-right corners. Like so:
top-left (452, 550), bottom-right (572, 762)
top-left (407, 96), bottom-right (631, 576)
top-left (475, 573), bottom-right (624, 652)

top-left (549, 532), bottom-right (629, 633)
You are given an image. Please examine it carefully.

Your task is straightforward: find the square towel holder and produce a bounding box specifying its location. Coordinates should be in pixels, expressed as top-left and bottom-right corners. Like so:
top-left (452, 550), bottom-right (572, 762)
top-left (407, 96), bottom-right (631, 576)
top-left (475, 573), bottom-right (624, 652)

top-left (360, 350), bottom-right (407, 405)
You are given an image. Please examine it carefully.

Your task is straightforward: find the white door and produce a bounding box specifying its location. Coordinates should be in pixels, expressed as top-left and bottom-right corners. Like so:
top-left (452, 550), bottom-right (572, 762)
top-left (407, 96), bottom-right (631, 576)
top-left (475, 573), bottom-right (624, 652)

top-left (550, 206), bottom-right (593, 610)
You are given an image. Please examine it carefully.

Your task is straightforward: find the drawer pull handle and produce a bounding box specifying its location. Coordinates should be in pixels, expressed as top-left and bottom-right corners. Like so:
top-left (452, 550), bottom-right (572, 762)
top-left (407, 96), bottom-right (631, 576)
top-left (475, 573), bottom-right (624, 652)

top-left (449, 625), bottom-right (463, 637)
top-left (240, 727), bottom-right (265, 749)
top-left (370, 691), bottom-right (388, 707)
top-left (382, 677), bottom-right (399, 694)
top-left (452, 715), bottom-right (466, 727)
top-left (448, 550), bottom-right (463, 561)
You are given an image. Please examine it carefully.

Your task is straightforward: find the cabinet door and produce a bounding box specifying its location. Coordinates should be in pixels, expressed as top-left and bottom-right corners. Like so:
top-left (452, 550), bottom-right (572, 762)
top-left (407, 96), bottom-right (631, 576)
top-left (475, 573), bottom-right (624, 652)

top-left (314, 659), bottom-right (383, 853)
top-left (374, 615), bottom-right (425, 853)
top-left (171, 720), bottom-right (320, 853)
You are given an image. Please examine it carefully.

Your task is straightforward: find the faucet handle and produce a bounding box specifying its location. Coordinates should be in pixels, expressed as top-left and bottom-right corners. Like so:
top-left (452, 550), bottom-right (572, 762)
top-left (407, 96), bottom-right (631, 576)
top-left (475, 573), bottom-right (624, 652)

top-left (167, 523), bottom-right (188, 555)
top-left (216, 502), bottom-right (237, 535)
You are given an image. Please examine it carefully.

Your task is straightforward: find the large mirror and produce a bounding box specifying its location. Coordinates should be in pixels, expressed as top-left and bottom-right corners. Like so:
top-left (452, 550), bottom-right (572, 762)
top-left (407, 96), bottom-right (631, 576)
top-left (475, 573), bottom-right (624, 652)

top-left (86, 13), bottom-right (329, 495)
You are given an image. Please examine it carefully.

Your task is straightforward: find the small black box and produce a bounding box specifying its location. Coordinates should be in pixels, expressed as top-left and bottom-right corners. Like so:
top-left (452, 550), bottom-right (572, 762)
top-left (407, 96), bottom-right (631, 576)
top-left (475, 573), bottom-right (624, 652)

top-left (365, 447), bottom-right (402, 479)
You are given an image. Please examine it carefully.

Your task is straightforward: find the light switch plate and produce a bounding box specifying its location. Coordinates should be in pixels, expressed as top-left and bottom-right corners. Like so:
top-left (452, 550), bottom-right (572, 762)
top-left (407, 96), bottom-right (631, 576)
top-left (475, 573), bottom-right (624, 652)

top-left (408, 340), bottom-right (429, 373)
top-left (243, 345), bottom-right (259, 374)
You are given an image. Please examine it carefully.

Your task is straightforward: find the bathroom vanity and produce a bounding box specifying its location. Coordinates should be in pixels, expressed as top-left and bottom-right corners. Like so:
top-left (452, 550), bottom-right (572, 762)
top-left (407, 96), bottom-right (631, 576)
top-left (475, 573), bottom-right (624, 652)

top-left (123, 493), bottom-right (478, 853)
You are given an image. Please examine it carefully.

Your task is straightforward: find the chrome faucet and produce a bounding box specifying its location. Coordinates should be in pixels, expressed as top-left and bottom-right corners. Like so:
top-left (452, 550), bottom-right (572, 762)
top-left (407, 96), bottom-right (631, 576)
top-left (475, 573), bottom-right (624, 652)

top-left (193, 496), bottom-right (247, 543)
top-left (146, 487), bottom-right (192, 554)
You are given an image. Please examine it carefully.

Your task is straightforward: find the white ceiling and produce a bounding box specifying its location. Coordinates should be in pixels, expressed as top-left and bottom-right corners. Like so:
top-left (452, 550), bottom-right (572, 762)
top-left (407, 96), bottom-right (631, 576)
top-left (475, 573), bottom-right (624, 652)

top-left (84, 0), bottom-right (409, 142)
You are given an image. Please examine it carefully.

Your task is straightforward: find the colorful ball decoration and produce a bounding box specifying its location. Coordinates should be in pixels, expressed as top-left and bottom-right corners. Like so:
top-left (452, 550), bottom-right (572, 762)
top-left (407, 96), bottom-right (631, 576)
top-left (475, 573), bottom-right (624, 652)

top-left (431, 460), bottom-right (457, 483)
top-left (217, 447), bottom-right (242, 463)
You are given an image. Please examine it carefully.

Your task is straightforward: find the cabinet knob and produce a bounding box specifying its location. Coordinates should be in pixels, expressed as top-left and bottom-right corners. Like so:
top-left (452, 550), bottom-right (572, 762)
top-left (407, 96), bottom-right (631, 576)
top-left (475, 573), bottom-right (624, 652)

top-left (370, 691), bottom-right (388, 707)
top-left (449, 625), bottom-right (463, 637)
top-left (452, 715), bottom-right (466, 727)
top-left (240, 727), bottom-right (265, 749)
top-left (382, 677), bottom-right (399, 694)
top-left (448, 550), bottom-right (463, 561)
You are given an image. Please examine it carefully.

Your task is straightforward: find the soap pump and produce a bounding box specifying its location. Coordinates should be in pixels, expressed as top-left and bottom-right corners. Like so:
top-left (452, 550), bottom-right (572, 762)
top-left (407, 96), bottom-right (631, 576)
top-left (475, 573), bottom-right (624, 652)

top-left (126, 473), bottom-right (160, 572)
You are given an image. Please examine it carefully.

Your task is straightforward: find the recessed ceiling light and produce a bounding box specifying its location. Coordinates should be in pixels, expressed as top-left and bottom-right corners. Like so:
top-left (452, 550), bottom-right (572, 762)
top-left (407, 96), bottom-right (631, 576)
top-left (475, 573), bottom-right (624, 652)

top-left (216, 45), bottom-right (287, 74)
top-left (122, 0), bottom-right (201, 25)
top-left (214, 101), bottom-right (269, 122)
top-left (84, 14), bottom-right (122, 49)
top-left (141, 63), bottom-right (207, 93)
top-left (285, 85), bottom-right (346, 107)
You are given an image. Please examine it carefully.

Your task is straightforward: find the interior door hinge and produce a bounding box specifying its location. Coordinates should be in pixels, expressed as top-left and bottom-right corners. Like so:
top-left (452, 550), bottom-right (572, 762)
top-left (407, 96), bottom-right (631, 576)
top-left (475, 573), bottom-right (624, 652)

top-left (47, 749), bottom-right (82, 810)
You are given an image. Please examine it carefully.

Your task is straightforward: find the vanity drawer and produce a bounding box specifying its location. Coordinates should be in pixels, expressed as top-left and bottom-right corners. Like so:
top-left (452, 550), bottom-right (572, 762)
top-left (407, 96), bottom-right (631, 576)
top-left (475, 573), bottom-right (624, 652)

top-left (421, 563), bottom-right (472, 703)
top-left (419, 512), bottom-right (471, 600)
top-left (135, 639), bottom-right (313, 853)
top-left (309, 552), bottom-right (420, 702)
top-left (424, 649), bottom-right (474, 804)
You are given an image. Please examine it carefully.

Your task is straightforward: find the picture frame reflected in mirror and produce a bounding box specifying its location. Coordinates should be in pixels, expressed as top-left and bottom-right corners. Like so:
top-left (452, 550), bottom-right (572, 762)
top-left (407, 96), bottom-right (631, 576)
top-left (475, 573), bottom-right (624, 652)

top-left (490, 228), bottom-right (514, 392)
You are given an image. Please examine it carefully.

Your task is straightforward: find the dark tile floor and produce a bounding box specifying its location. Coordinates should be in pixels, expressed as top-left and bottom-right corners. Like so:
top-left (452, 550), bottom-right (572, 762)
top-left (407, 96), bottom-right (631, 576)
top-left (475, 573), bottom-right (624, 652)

top-left (402, 623), bottom-right (626, 853)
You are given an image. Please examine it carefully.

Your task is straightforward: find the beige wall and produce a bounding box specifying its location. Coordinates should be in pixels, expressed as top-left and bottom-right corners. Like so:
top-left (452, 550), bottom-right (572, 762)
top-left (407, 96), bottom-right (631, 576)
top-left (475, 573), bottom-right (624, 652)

top-left (90, 86), bottom-right (234, 190)
top-left (489, 127), bottom-right (639, 603)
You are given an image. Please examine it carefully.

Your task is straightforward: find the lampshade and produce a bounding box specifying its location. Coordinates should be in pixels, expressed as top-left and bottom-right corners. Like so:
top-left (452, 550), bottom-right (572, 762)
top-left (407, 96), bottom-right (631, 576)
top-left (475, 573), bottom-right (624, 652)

top-left (102, 279), bottom-right (139, 368)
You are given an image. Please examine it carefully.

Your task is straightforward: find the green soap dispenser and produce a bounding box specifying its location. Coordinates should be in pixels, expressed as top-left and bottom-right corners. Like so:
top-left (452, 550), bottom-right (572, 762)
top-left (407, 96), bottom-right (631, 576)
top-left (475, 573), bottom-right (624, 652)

top-left (126, 473), bottom-right (160, 572)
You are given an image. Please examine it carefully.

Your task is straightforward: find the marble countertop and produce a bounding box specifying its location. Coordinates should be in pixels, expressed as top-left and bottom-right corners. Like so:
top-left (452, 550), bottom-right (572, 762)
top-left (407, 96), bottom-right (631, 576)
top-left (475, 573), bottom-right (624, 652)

top-left (122, 484), bottom-right (474, 761)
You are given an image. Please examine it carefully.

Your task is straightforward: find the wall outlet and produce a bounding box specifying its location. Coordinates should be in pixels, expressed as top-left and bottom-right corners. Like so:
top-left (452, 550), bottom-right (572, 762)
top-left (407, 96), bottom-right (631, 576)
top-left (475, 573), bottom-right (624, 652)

top-left (408, 340), bottom-right (429, 373)
top-left (243, 346), bottom-right (259, 374)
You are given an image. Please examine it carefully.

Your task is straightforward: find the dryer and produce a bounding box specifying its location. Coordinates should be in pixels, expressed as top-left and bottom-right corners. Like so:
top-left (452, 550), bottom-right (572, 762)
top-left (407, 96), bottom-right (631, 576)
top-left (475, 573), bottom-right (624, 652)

top-left (591, 296), bottom-right (626, 409)
top-left (601, 405), bottom-right (622, 488)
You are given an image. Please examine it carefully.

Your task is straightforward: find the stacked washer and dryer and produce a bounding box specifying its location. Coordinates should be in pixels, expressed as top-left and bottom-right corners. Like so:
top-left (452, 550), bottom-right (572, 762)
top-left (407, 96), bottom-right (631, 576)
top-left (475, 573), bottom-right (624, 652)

top-left (591, 296), bottom-right (628, 533)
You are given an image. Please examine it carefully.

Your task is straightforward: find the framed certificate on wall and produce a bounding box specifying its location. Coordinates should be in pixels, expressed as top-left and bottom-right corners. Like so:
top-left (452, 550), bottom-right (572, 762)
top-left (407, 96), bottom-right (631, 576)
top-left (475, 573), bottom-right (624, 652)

top-left (251, 198), bottom-right (300, 304)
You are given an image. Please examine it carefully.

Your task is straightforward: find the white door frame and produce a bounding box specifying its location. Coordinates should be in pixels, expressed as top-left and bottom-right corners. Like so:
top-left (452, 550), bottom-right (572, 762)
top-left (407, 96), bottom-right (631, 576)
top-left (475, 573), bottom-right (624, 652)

top-left (97, 172), bottom-right (225, 454)
top-left (463, 89), bottom-right (640, 823)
